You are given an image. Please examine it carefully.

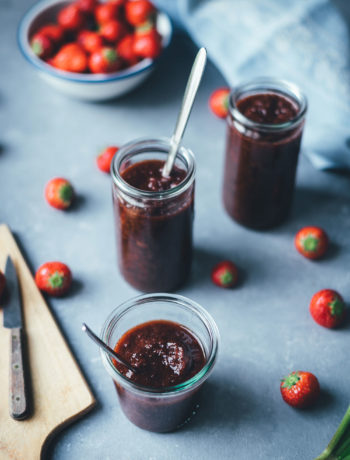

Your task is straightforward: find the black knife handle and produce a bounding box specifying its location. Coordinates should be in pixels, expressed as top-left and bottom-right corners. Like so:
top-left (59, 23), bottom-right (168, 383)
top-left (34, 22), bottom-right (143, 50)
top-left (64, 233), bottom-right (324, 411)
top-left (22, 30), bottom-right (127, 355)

top-left (9, 327), bottom-right (29, 420)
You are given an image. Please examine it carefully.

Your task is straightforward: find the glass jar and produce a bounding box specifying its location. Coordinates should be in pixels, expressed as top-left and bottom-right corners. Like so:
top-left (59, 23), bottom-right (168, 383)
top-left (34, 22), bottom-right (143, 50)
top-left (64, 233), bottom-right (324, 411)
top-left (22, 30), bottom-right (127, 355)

top-left (111, 138), bottom-right (195, 292)
top-left (223, 78), bottom-right (307, 229)
top-left (100, 293), bottom-right (219, 432)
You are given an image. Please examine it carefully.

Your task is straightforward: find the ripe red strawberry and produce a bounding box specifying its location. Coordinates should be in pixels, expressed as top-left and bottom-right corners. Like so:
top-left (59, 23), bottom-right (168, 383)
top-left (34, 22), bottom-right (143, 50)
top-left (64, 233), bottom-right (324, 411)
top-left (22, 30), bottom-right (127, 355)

top-left (45, 178), bottom-right (74, 210)
top-left (35, 262), bottom-right (72, 297)
top-left (96, 146), bottom-right (119, 173)
top-left (31, 33), bottom-right (54, 59)
top-left (280, 371), bottom-right (320, 408)
top-left (125, 0), bottom-right (156, 26)
top-left (116, 35), bottom-right (138, 65)
top-left (76, 0), bottom-right (97, 14)
top-left (89, 47), bottom-right (122, 73)
top-left (100, 19), bottom-right (127, 43)
top-left (133, 25), bottom-right (161, 59)
top-left (37, 24), bottom-right (65, 44)
top-left (209, 87), bottom-right (230, 119)
top-left (0, 270), bottom-right (6, 299)
top-left (78, 30), bottom-right (104, 53)
top-left (310, 289), bottom-right (346, 328)
top-left (58, 4), bottom-right (85, 31)
top-left (211, 261), bottom-right (238, 288)
top-left (295, 226), bottom-right (329, 260)
top-left (95, 2), bottom-right (119, 25)
top-left (51, 43), bottom-right (88, 73)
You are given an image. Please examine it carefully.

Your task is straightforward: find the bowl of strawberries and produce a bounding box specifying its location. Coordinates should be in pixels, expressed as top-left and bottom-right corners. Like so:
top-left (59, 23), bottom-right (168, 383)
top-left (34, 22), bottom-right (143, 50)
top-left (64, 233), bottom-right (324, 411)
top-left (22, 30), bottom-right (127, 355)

top-left (18, 0), bottom-right (172, 100)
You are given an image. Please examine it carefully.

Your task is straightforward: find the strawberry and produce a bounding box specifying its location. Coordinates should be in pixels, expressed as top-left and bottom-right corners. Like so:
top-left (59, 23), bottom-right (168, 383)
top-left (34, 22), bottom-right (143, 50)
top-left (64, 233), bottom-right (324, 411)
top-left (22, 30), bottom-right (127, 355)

top-left (295, 226), bottom-right (329, 260)
top-left (51, 43), bottom-right (88, 73)
top-left (280, 371), bottom-right (320, 408)
top-left (78, 30), bottom-right (104, 53)
top-left (45, 178), bottom-right (74, 210)
top-left (95, 2), bottom-right (119, 25)
top-left (310, 289), bottom-right (346, 329)
top-left (31, 33), bottom-right (54, 59)
top-left (116, 34), bottom-right (138, 65)
top-left (37, 24), bottom-right (65, 44)
top-left (89, 47), bottom-right (122, 73)
top-left (100, 19), bottom-right (127, 43)
top-left (125, 0), bottom-right (156, 26)
top-left (133, 25), bottom-right (161, 59)
top-left (96, 146), bottom-right (119, 173)
top-left (35, 262), bottom-right (72, 297)
top-left (209, 87), bottom-right (230, 119)
top-left (76, 0), bottom-right (98, 14)
top-left (211, 261), bottom-right (238, 288)
top-left (0, 270), bottom-right (6, 299)
top-left (58, 4), bottom-right (85, 31)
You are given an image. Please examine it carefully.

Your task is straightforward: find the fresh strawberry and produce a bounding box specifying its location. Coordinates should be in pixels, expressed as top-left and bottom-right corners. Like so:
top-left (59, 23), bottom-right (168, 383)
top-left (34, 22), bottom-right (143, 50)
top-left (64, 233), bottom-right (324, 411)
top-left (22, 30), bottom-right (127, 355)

top-left (51, 43), bottom-right (88, 72)
top-left (95, 2), bottom-right (119, 25)
top-left (125, 0), bottom-right (156, 26)
top-left (280, 371), bottom-right (320, 408)
top-left (58, 4), bottom-right (85, 31)
top-left (78, 30), bottom-right (104, 53)
top-left (211, 261), bottom-right (238, 288)
top-left (100, 19), bottom-right (127, 43)
top-left (45, 177), bottom-right (74, 210)
top-left (96, 146), bottom-right (119, 173)
top-left (37, 24), bottom-right (65, 44)
top-left (116, 34), bottom-right (138, 64)
top-left (209, 87), bottom-right (230, 119)
top-left (31, 33), bottom-right (54, 59)
top-left (0, 270), bottom-right (6, 299)
top-left (89, 47), bottom-right (122, 73)
top-left (310, 289), bottom-right (346, 329)
top-left (295, 226), bottom-right (328, 260)
top-left (76, 0), bottom-right (97, 14)
top-left (35, 262), bottom-right (72, 297)
top-left (133, 25), bottom-right (161, 59)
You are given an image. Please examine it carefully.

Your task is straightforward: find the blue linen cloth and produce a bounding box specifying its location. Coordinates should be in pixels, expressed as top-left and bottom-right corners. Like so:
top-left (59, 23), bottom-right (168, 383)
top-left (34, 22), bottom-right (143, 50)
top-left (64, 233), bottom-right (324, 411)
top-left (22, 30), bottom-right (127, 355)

top-left (155, 0), bottom-right (350, 171)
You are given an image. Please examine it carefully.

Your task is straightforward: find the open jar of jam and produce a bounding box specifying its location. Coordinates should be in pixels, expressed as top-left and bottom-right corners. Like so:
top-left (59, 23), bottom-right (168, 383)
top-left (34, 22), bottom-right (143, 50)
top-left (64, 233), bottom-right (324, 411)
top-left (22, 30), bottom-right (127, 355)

top-left (111, 138), bottom-right (195, 292)
top-left (223, 78), bottom-right (307, 229)
top-left (100, 293), bottom-right (219, 432)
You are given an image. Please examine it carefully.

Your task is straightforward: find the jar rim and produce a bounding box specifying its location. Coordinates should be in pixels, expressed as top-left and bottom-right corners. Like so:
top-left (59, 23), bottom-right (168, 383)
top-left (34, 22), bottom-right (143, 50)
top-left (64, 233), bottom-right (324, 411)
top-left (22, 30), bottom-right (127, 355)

top-left (100, 293), bottom-right (220, 397)
top-left (228, 77), bottom-right (308, 132)
top-left (111, 137), bottom-right (196, 200)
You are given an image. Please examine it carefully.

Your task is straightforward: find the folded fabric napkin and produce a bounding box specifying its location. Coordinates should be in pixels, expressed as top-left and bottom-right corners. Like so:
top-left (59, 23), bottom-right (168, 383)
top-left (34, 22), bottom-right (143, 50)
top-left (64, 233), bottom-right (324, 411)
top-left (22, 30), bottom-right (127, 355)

top-left (155, 0), bottom-right (350, 171)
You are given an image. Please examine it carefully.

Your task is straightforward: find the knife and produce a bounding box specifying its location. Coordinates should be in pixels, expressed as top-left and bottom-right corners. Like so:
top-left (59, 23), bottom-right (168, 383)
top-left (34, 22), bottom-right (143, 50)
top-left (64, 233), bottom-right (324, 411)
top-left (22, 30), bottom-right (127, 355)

top-left (3, 256), bottom-right (29, 420)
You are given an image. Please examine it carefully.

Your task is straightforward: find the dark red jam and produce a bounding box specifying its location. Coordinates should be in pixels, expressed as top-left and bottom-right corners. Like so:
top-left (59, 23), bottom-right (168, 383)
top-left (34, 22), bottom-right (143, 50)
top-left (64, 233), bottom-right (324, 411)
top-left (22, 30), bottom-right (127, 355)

top-left (114, 320), bottom-right (206, 388)
top-left (112, 320), bottom-right (206, 432)
top-left (113, 159), bottom-right (194, 292)
top-left (223, 92), bottom-right (304, 229)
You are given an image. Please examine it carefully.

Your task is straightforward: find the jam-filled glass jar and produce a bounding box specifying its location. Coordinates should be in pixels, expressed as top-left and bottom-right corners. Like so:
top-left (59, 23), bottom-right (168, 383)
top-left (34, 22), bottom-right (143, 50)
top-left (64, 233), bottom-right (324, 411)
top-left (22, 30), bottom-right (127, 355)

top-left (223, 78), bottom-right (307, 229)
top-left (111, 138), bottom-right (195, 292)
top-left (100, 293), bottom-right (219, 432)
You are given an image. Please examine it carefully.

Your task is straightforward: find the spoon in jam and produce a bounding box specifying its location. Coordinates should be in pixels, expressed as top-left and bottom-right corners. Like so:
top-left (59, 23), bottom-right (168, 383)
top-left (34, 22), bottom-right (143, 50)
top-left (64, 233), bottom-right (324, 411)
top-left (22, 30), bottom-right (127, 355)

top-left (82, 323), bottom-right (139, 374)
top-left (162, 47), bottom-right (207, 178)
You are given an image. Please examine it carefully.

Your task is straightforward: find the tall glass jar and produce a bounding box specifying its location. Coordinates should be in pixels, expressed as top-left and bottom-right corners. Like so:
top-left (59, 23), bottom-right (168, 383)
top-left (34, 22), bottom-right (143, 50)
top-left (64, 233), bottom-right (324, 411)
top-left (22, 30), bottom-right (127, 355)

top-left (111, 138), bottom-right (195, 292)
top-left (100, 293), bottom-right (219, 432)
top-left (223, 78), bottom-right (307, 229)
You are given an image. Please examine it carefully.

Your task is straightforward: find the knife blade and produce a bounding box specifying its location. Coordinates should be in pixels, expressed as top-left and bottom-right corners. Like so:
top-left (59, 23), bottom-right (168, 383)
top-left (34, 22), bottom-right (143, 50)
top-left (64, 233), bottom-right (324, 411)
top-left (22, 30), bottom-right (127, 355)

top-left (3, 256), bottom-right (29, 420)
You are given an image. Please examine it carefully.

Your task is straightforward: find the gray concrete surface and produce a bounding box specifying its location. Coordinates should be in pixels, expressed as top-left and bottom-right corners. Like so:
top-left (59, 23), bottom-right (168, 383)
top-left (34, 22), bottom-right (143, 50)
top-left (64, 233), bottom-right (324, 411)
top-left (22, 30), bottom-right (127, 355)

top-left (1, 2), bottom-right (350, 459)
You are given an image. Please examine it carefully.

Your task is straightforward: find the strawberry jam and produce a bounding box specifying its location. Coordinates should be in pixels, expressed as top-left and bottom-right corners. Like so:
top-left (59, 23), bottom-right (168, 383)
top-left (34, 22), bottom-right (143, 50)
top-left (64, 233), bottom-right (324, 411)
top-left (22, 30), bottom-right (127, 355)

top-left (223, 81), bottom-right (307, 229)
top-left (113, 156), bottom-right (194, 292)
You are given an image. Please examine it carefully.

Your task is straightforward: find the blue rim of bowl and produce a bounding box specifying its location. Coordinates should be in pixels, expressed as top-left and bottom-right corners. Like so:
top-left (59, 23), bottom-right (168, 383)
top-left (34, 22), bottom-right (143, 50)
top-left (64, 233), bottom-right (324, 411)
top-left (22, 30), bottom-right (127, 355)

top-left (17, 0), bottom-right (173, 84)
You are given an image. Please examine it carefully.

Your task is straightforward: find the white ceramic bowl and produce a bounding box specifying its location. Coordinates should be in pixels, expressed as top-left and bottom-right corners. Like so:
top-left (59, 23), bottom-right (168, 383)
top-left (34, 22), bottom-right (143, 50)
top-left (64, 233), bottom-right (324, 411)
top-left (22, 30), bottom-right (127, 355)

top-left (18, 0), bottom-right (172, 101)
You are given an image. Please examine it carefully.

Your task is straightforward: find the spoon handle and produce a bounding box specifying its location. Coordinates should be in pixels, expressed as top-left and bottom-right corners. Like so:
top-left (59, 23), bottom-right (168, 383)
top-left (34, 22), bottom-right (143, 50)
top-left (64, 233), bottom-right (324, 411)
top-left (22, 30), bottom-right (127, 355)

top-left (82, 323), bottom-right (137, 374)
top-left (162, 47), bottom-right (207, 177)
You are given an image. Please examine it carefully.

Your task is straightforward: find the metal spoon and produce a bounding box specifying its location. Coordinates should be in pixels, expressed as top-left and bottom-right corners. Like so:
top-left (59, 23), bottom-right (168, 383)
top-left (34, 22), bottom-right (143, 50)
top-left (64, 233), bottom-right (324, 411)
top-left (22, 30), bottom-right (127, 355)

top-left (82, 323), bottom-right (138, 374)
top-left (162, 47), bottom-right (207, 178)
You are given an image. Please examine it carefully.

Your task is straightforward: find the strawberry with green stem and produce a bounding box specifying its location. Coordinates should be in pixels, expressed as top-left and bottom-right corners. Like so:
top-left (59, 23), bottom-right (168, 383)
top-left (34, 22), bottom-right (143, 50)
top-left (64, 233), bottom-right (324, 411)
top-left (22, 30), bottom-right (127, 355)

top-left (295, 226), bottom-right (329, 260)
top-left (209, 87), bottom-right (230, 119)
top-left (45, 177), bottom-right (74, 210)
top-left (280, 371), bottom-right (320, 408)
top-left (35, 262), bottom-right (72, 296)
top-left (211, 261), bottom-right (238, 288)
top-left (310, 289), bottom-right (346, 329)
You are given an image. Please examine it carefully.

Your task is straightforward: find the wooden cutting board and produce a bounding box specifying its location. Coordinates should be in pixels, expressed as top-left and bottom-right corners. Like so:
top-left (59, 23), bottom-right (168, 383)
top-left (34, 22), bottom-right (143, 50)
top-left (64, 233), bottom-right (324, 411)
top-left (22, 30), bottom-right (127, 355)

top-left (0, 224), bottom-right (96, 459)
